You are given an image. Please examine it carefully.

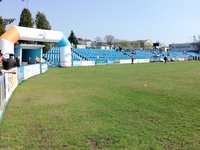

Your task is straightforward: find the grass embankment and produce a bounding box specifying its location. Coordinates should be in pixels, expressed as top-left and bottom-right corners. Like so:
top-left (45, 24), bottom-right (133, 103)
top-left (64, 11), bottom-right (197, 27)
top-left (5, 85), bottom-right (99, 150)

top-left (0, 61), bottom-right (200, 149)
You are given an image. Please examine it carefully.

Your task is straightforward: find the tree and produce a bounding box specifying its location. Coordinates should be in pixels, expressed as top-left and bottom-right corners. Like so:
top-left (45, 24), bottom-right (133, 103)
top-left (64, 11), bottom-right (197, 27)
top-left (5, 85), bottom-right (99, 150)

top-left (104, 35), bottom-right (115, 48)
top-left (95, 36), bottom-right (102, 43)
top-left (117, 40), bottom-right (132, 49)
top-left (94, 36), bottom-right (102, 47)
top-left (35, 11), bottom-right (51, 53)
top-left (68, 30), bottom-right (78, 47)
top-left (0, 17), bottom-right (15, 36)
top-left (193, 35), bottom-right (200, 53)
top-left (35, 12), bottom-right (51, 30)
top-left (132, 42), bottom-right (142, 49)
top-left (3, 18), bottom-right (15, 26)
top-left (19, 8), bottom-right (34, 27)
top-left (18, 8), bottom-right (34, 44)
top-left (0, 16), bottom-right (6, 35)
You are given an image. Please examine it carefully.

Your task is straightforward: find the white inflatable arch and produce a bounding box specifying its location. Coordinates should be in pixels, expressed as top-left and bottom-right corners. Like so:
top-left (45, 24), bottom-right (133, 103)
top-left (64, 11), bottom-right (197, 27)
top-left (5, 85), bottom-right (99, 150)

top-left (0, 26), bottom-right (71, 67)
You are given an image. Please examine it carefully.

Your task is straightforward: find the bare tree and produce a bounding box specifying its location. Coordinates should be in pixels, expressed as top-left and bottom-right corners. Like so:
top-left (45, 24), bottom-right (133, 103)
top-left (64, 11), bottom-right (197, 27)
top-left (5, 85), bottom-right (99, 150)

top-left (94, 36), bottom-right (102, 47)
top-left (193, 35), bottom-right (200, 53)
top-left (104, 35), bottom-right (115, 47)
top-left (95, 36), bottom-right (102, 43)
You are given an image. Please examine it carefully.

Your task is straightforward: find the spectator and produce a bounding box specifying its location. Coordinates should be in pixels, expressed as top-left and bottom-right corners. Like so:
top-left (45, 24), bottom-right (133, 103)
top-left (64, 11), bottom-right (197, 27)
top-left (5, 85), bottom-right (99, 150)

top-left (0, 51), bottom-right (16, 75)
top-left (15, 56), bottom-right (20, 67)
top-left (35, 56), bottom-right (40, 63)
top-left (0, 52), bottom-right (4, 70)
top-left (164, 56), bottom-right (167, 63)
top-left (0, 50), bottom-right (7, 69)
top-left (131, 57), bottom-right (134, 64)
top-left (28, 57), bottom-right (32, 64)
top-left (105, 55), bottom-right (108, 61)
top-left (4, 54), bottom-right (16, 70)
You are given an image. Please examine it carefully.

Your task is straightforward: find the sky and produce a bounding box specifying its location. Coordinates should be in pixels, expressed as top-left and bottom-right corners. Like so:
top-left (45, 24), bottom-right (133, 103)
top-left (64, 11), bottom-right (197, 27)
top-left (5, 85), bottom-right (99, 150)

top-left (0, 0), bottom-right (200, 45)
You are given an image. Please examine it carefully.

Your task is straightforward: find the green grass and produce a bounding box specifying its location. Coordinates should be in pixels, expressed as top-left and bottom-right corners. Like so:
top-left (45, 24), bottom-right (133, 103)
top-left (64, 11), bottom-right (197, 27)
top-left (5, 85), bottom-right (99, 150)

top-left (0, 61), bottom-right (200, 149)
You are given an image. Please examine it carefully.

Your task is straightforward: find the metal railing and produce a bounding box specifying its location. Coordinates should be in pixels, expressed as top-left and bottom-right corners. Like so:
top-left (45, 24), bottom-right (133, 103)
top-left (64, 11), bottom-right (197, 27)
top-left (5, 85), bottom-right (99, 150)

top-left (0, 74), bottom-right (6, 121)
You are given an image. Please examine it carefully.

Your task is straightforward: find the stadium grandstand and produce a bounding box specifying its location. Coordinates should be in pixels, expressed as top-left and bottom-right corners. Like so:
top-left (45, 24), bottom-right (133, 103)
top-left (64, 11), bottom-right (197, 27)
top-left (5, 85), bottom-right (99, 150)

top-left (43, 48), bottom-right (200, 67)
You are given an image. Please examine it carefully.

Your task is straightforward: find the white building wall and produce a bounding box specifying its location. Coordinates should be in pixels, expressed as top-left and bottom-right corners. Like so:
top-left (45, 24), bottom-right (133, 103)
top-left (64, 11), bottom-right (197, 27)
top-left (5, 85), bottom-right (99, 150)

top-left (100, 45), bottom-right (110, 49)
top-left (77, 45), bottom-right (86, 49)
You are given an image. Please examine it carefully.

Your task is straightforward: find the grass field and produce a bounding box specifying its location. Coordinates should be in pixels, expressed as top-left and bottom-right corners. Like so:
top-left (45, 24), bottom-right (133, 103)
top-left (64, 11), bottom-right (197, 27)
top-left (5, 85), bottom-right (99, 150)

top-left (0, 61), bottom-right (200, 149)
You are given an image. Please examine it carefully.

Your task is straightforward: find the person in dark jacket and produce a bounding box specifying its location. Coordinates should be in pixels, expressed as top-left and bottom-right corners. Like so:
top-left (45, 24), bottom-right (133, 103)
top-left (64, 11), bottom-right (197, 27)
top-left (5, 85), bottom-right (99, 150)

top-left (164, 56), bottom-right (167, 63)
top-left (4, 54), bottom-right (16, 70)
top-left (15, 56), bottom-right (20, 67)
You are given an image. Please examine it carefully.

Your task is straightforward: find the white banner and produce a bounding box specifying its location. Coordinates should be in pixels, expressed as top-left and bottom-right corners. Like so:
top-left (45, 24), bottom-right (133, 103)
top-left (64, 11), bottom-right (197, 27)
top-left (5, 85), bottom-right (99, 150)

top-left (5, 68), bottom-right (18, 101)
top-left (24, 64), bottom-right (40, 80)
top-left (133, 59), bottom-right (150, 64)
top-left (81, 61), bottom-right (95, 66)
top-left (119, 59), bottom-right (132, 64)
top-left (41, 63), bottom-right (48, 73)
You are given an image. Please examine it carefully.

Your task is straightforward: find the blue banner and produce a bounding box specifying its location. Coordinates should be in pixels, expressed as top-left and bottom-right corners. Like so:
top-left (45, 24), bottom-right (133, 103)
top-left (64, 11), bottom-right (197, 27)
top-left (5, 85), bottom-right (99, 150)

top-left (107, 60), bottom-right (114, 64)
top-left (17, 67), bottom-right (24, 83)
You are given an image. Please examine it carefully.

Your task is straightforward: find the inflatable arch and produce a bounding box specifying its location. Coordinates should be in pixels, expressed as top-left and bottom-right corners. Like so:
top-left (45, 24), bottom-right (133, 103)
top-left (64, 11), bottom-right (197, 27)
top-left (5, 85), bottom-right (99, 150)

top-left (0, 26), bottom-right (71, 67)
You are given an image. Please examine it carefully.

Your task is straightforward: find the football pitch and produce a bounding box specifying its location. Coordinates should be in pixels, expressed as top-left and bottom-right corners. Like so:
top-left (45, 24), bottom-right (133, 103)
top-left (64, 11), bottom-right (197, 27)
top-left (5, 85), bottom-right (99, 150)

top-left (0, 61), bottom-right (200, 149)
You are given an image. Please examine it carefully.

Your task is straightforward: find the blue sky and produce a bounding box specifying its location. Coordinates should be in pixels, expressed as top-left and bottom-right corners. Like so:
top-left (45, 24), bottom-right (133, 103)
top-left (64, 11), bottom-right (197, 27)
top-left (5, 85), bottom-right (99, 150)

top-left (0, 0), bottom-right (200, 45)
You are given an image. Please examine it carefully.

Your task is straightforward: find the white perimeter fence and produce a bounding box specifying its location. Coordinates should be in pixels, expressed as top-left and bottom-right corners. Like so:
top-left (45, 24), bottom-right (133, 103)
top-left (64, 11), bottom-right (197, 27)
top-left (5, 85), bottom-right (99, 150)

top-left (0, 63), bottom-right (48, 122)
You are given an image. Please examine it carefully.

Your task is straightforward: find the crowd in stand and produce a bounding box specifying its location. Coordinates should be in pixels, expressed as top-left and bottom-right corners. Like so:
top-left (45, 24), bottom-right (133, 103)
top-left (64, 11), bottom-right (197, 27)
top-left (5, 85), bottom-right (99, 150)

top-left (0, 50), bottom-right (42, 75)
top-left (0, 50), bottom-right (19, 74)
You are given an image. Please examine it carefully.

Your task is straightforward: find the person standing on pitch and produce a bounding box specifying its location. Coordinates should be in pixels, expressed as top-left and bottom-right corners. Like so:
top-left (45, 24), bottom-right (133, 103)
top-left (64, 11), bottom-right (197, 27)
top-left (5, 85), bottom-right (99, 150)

top-left (164, 56), bottom-right (167, 63)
